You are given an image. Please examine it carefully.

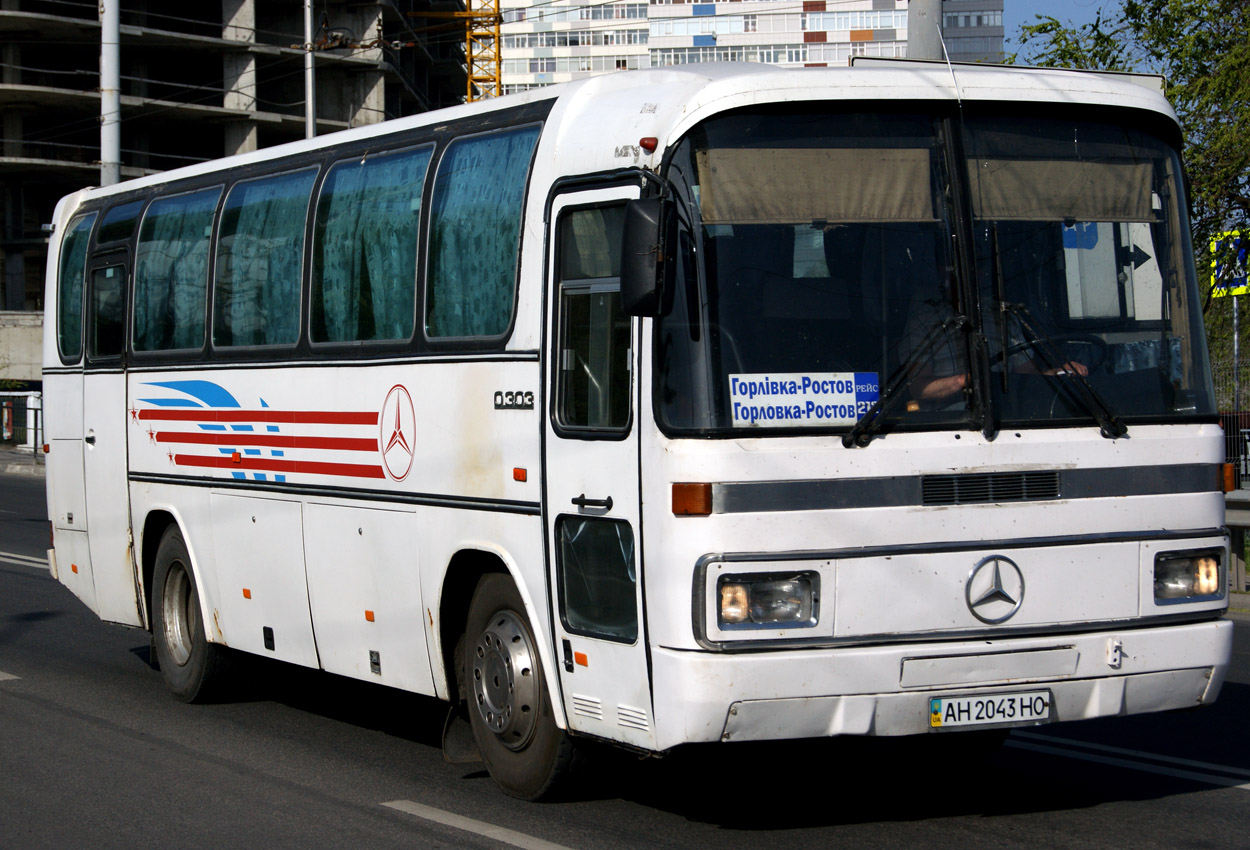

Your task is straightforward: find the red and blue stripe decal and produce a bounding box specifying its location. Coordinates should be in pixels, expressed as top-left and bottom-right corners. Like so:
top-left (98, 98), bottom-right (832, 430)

top-left (133, 380), bottom-right (384, 481)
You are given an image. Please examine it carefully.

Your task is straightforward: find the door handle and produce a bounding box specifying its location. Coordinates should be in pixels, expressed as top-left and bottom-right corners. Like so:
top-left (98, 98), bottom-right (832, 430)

top-left (84, 433), bottom-right (96, 445)
top-left (571, 494), bottom-right (613, 511)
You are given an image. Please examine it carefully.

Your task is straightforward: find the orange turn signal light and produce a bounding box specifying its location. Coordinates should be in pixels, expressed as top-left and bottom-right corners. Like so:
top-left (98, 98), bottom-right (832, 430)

top-left (672, 482), bottom-right (712, 516)
top-left (1222, 463), bottom-right (1236, 493)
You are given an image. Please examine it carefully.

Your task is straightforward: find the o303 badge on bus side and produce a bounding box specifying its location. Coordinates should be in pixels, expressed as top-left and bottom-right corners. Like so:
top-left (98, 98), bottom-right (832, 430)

top-left (727, 372), bottom-right (879, 427)
top-left (493, 390), bottom-right (535, 410)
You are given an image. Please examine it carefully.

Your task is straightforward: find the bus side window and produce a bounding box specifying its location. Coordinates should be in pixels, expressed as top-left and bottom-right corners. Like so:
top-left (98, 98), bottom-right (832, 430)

top-left (311, 147), bottom-right (431, 344)
top-left (57, 213), bottom-right (96, 362)
top-left (426, 125), bottom-right (540, 340)
top-left (134, 187), bottom-right (221, 352)
top-left (556, 204), bottom-right (630, 431)
top-left (215, 168), bottom-right (317, 348)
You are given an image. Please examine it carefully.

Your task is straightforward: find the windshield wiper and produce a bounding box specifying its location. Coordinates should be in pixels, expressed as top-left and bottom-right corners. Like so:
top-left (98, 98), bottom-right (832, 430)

top-left (843, 313), bottom-right (969, 448)
top-left (999, 301), bottom-right (1127, 439)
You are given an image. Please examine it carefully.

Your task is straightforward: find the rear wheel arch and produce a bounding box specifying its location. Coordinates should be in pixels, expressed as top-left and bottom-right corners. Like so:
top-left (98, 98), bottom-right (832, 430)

top-left (140, 510), bottom-right (179, 629)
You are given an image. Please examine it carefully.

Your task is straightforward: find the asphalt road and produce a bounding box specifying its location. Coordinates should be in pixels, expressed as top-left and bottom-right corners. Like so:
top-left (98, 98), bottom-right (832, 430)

top-left (2, 468), bottom-right (1248, 849)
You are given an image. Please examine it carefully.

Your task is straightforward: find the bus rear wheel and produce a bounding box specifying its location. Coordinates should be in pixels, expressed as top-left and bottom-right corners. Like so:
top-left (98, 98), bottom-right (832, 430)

top-left (464, 573), bottom-right (574, 800)
top-left (152, 527), bottom-right (227, 702)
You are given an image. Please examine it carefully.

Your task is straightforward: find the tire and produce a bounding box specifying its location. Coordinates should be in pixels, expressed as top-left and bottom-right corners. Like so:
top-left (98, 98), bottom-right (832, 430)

top-left (463, 573), bottom-right (575, 800)
top-left (151, 527), bottom-right (227, 702)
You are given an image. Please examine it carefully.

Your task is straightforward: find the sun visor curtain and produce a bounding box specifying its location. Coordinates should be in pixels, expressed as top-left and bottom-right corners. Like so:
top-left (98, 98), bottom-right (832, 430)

top-left (695, 148), bottom-right (937, 224)
top-left (967, 158), bottom-right (1155, 222)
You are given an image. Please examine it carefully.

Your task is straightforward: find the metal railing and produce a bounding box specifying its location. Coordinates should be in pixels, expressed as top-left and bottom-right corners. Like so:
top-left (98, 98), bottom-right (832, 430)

top-left (0, 392), bottom-right (42, 464)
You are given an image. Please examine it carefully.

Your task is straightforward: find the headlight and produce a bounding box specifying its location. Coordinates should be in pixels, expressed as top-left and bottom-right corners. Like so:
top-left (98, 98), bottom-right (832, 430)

top-left (1154, 550), bottom-right (1223, 602)
top-left (717, 572), bottom-right (818, 629)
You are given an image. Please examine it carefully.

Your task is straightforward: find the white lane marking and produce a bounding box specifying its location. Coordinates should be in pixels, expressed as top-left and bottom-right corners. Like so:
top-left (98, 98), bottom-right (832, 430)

top-left (1006, 739), bottom-right (1250, 791)
top-left (1013, 730), bottom-right (1250, 779)
top-left (0, 671), bottom-right (19, 682)
top-left (0, 549), bottom-right (48, 569)
top-left (382, 800), bottom-right (578, 850)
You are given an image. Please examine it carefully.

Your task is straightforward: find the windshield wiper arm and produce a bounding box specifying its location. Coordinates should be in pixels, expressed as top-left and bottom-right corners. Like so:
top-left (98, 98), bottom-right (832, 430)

top-left (1000, 302), bottom-right (1127, 439)
top-left (843, 314), bottom-right (969, 448)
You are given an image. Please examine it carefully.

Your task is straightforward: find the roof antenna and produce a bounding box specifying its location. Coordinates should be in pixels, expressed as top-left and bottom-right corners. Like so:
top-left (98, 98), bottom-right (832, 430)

top-left (938, 23), bottom-right (963, 107)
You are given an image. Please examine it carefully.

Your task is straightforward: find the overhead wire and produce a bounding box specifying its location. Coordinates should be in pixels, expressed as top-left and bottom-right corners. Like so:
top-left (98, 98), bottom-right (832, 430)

top-left (11, 0), bottom-right (911, 150)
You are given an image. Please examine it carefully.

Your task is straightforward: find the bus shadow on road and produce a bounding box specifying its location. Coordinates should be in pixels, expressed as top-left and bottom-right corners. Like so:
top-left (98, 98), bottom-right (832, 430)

top-left (571, 682), bottom-right (1250, 826)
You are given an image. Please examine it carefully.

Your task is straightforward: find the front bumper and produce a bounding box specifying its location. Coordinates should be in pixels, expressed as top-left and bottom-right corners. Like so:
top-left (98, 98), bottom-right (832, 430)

top-left (650, 618), bottom-right (1232, 750)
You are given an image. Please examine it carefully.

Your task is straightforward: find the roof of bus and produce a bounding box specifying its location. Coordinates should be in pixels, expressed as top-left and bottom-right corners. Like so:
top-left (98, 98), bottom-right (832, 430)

top-left (54, 61), bottom-right (1178, 219)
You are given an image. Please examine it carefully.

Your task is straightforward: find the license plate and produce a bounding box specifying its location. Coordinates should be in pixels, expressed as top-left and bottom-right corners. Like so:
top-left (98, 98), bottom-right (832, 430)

top-left (929, 690), bottom-right (1051, 729)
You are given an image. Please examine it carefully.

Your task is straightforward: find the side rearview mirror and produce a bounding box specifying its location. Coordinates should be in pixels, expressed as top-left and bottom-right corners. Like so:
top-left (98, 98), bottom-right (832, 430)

top-left (620, 197), bottom-right (673, 317)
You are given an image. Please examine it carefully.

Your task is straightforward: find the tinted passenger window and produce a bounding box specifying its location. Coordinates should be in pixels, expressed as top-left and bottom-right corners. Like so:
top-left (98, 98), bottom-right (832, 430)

top-left (57, 213), bottom-right (96, 361)
top-left (134, 187), bottom-right (221, 351)
top-left (311, 147), bottom-right (431, 343)
top-left (98, 200), bottom-right (144, 244)
top-left (214, 169), bottom-right (316, 347)
top-left (427, 125), bottom-right (540, 338)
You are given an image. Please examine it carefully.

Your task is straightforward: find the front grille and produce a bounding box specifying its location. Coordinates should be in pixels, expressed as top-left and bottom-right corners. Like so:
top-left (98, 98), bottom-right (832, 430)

top-left (922, 471), bottom-right (1061, 506)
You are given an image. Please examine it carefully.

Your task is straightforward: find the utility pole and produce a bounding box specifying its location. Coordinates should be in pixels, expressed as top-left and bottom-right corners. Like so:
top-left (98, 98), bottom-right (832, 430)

top-left (305, 0), bottom-right (316, 139)
top-left (907, 0), bottom-right (944, 61)
top-left (99, 0), bottom-right (121, 185)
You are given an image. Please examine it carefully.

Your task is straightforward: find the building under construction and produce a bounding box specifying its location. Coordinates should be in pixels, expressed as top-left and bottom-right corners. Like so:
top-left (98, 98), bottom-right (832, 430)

top-left (0, 0), bottom-right (467, 325)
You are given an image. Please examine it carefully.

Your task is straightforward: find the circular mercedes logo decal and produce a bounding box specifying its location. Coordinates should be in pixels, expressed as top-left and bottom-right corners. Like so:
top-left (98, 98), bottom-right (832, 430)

top-left (380, 384), bottom-right (415, 481)
top-left (965, 555), bottom-right (1025, 624)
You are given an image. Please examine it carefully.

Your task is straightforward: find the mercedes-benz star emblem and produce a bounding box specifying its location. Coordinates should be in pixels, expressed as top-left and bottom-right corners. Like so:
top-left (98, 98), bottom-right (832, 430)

top-left (965, 555), bottom-right (1025, 624)
top-left (381, 384), bottom-right (415, 481)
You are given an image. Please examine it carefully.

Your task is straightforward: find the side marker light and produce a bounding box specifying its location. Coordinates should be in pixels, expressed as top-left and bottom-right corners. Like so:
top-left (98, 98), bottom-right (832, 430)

top-left (365, 610), bottom-right (375, 622)
top-left (672, 482), bottom-right (712, 516)
top-left (639, 137), bottom-right (658, 153)
top-left (242, 588), bottom-right (252, 599)
top-left (574, 651), bottom-right (588, 667)
top-left (514, 467), bottom-right (527, 482)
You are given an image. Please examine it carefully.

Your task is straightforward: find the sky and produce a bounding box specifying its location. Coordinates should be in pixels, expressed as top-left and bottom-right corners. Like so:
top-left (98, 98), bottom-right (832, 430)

top-left (1002, 0), bottom-right (1117, 50)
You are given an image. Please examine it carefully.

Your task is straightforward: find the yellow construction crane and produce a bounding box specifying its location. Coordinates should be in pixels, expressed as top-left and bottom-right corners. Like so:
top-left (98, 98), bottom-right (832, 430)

top-left (409, 2), bottom-right (503, 103)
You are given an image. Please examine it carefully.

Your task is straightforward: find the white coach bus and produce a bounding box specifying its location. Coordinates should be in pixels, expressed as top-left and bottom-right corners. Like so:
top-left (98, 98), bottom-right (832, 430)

top-left (44, 62), bottom-right (1232, 799)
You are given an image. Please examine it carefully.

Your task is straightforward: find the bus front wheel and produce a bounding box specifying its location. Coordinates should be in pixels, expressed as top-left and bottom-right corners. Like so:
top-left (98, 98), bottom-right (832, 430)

top-left (464, 573), bottom-right (574, 800)
top-left (152, 527), bottom-right (227, 702)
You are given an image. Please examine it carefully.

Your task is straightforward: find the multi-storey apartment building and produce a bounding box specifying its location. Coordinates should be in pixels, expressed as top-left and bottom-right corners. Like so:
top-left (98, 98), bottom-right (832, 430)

top-left (500, 0), bottom-right (1003, 94)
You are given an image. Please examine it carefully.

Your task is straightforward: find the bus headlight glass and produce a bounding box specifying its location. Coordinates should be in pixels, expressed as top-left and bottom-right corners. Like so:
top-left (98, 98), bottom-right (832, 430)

top-left (717, 572), bottom-right (818, 629)
top-left (1153, 550), bottom-right (1223, 602)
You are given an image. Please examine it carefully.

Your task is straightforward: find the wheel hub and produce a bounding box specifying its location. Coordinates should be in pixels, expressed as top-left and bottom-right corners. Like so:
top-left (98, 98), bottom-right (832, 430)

top-left (161, 562), bottom-right (195, 667)
top-left (471, 609), bottom-right (538, 750)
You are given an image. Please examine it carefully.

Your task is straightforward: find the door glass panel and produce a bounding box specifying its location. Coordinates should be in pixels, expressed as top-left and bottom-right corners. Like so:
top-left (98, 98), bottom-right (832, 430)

top-left (557, 516), bottom-right (637, 642)
top-left (89, 265), bottom-right (126, 360)
top-left (556, 205), bottom-right (630, 431)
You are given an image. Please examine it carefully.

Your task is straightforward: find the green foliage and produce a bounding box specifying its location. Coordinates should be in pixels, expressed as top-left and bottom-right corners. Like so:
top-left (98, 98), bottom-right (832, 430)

top-left (1009, 1), bottom-right (1250, 366)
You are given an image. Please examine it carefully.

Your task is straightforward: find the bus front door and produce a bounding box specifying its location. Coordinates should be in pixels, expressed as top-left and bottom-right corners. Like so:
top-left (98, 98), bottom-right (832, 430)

top-left (543, 188), bottom-right (656, 750)
top-left (81, 253), bottom-right (141, 626)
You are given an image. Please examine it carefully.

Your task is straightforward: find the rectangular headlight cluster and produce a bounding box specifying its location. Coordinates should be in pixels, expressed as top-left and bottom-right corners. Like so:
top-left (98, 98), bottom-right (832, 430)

top-left (717, 572), bottom-right (819, 629)
top-left (1154, 549), bottom-right (1223, 603)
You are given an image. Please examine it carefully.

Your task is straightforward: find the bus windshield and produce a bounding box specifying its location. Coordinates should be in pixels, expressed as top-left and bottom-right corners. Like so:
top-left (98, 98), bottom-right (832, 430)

top-left (655, 105), bottom-right (1215, 436)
